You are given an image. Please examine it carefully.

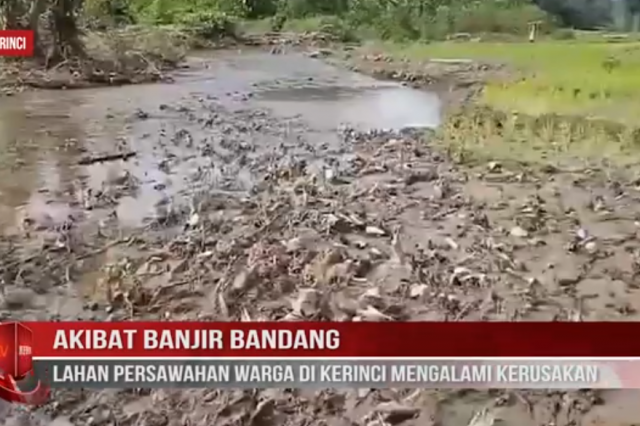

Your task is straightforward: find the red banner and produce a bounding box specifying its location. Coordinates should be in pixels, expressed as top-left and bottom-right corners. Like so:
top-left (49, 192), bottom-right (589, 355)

top-left (0, 30), bottom-right (34, 57)
top-left (11, 322), bottom-right (640, 358)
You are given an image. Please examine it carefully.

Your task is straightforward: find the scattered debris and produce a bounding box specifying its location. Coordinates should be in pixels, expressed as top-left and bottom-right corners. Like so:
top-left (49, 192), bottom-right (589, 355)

top-left (0, 46), bottom-right (632, 426)
top-left (77, 151), bottom-right (137, 165)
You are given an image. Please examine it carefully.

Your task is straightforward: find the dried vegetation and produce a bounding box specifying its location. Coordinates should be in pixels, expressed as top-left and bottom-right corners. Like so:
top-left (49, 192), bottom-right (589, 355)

top-left (2, 71), bottom-right (640, 424)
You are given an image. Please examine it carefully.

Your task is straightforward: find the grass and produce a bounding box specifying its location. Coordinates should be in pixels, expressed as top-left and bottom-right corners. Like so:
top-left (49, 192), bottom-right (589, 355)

top-left (371, 37), bottom-right (640, 124)
top-left (356, 35), bottom-right (640, 168)
top-left (433, 106), bottom-right (640, 169)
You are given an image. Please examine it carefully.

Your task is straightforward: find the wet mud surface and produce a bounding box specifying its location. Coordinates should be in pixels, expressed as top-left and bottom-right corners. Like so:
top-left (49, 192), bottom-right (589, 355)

top-left (1, 49), bottom-right (640, 425)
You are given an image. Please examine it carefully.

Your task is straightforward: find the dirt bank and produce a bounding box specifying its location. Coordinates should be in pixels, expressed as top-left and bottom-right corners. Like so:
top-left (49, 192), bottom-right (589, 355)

top-left (0, 27), bottom-right (205, 97)
top-left (1, 48), bottom-right (640, 426)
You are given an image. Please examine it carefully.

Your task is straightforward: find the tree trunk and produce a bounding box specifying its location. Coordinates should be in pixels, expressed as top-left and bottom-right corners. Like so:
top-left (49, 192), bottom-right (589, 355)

top-left (52, 0), bottom-right (84, 61)
top-left (28, 0), bottom-right (48, 59)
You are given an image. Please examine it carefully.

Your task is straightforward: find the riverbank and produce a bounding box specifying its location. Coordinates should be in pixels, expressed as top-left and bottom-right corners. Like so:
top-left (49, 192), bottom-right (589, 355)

top-left (356, 38), bottom-right (640, 122)
top-left (0, 26), bottom-right (213, 96)
top-left (5, 22), bottom-right (640, 171)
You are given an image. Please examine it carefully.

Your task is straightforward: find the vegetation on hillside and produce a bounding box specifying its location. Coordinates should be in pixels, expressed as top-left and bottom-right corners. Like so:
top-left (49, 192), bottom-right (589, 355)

top-left (75, 0), bottom-right (640, 41)
top-left (3, 0), bottom-right (637, 66)
top-left (80, 0), bottom-right (559, 42)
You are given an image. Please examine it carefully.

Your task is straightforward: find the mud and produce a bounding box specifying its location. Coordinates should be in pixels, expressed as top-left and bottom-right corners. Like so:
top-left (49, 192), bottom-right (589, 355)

top-left (1, 48), bottom-right (640, 425)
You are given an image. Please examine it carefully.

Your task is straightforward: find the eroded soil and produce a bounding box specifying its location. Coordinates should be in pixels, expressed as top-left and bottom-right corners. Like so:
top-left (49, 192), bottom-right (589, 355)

top-left (1, 47), bottom-right (639, 426)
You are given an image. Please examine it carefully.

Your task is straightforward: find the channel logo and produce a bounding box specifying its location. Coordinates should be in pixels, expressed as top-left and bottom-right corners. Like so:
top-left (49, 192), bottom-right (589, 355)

top-left (0, 322), bottom-right (49, 405)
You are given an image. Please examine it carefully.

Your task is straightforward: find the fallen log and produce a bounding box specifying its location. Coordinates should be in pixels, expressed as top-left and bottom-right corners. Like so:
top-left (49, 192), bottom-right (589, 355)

top-left (77, 151), bottom-right (136, 165)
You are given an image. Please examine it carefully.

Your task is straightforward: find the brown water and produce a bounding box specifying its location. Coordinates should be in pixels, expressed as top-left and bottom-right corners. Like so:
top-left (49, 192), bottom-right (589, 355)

top-left (0, 50), bottom-right (440, 232)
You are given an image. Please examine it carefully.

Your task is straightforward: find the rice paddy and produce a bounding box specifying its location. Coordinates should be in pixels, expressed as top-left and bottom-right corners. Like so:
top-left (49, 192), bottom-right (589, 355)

top-left (381, 38), bottom-right (640, 124)
top-left (367, 35), bottom-right (640, 168)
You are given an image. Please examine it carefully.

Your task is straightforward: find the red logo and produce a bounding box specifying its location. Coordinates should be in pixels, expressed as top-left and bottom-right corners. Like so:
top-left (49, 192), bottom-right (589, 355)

top-left (0, 322), bottom-right (49, 405)
top-left (0, 30), bottom-right (34, 57)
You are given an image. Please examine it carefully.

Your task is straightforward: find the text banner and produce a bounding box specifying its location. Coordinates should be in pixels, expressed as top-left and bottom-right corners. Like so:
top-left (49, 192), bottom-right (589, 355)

top-left (33, 359), bottom-right (640, 389)
top-left (22, 322), bottom-right (640, 357)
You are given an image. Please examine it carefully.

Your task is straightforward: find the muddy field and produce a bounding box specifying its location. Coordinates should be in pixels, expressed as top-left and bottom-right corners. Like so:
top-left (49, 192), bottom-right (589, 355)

top-left (1, 46), bottom-right (640, 426)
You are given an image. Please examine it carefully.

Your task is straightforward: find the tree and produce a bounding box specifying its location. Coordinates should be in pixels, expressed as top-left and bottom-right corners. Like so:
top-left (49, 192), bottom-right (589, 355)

top-left (533, 0), bottom-right (613, 29)
top-left (29, 0), bottom-right (48, 58)
top-left (50, 0), bottom-right (85, 61)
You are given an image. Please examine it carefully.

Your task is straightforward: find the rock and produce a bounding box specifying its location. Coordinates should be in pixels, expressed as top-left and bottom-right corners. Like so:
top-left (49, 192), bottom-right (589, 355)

top-left (584, 240), bottom-right (598, 254)
top-left (369, 247), bottom-right (385, 259)
top-left (365, 226), bottom-right (386, 236)
top-left (283, 237), bottom-right (303, 252)
top-left (510, 226), bottom-right (529, 238)
top-left (375, 402), bottom-right (420, 424)
top-left (576, 227), bottom-right (589, 240)
top-left (355, 305), bottom-right (392, 321)
top-left (487, 161), bottom-right (501, 172)
top-left (359, 287), bottom-right (383, 305)
top-left (186, 212), bottom-right (200, 227)
top-left (232, 267), bottom-right (258, 291)
top-left (557, 271), bottom-right (581, 287)
top-left (409, 283), bottom-right (429, 299)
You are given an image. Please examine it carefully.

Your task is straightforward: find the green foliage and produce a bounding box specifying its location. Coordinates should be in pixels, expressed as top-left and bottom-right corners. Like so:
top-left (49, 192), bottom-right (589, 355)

top-left (176, 10), bottom-right (238, 39)
top-left (138, 0), bottom-right (245, 25)
top-left (551, 28), bottom-right (576, 40)
top-left (82, 0), bottom-right (561, 42)
top-left (386, 39), bottom-right (640, 123)
top-left (316, 15), bottom-right (358, 42)
top-left (277, 0), bottom-right (558, 41)
top-left (83, 0), bottom-right (137, 28)
top-left (84, 0), bottom-right (243, 39)
top-left (278, 0), bottom-right (349, 18)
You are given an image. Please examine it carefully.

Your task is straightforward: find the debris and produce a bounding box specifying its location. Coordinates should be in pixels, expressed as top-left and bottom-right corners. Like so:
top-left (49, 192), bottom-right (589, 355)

top-left (77, 151), bottom-right (136, 165)
top-left (355, 305), bottom-right (393, 321)
top-left (365, 226), bottom-right (386, 236)
top-left (584, 240), bottom-right (598, 254)
top-left (409, 283), bottom-right (429, 299)
top-left (487, 161), bottom-right (501, 172)
top-left (467, 408), bottom-right (495, 426)
top-left (510, 226), bottom-right (529, 238)
top-left (3, 45), bottom-right (633, 426)
top-left (375, 402), bottom-right (420, 424)
top-left (291, 289), bottom-right (321, 317)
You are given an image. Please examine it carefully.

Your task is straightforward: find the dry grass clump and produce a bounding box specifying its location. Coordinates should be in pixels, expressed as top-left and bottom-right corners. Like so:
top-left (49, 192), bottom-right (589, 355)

top-left (435, 105), bottom-right (640, 169)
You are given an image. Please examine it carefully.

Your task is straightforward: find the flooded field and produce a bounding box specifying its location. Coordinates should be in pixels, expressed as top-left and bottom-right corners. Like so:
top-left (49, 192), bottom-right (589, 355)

top-left (1, 49), bottom-right (640, 426)
top-left (0, 51), bottom-right (440, 230)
